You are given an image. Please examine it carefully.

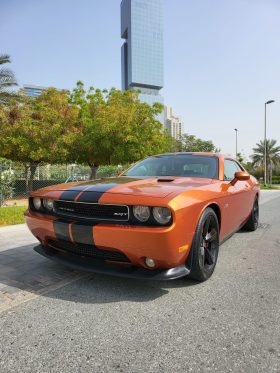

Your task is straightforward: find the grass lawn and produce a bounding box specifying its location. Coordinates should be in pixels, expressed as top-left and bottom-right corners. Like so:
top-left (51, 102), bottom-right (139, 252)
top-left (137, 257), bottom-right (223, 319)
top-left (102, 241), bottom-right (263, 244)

top-left (0, 206), bottom-right (26, 226)
top-left (260, 184), bottom-right (280, 190)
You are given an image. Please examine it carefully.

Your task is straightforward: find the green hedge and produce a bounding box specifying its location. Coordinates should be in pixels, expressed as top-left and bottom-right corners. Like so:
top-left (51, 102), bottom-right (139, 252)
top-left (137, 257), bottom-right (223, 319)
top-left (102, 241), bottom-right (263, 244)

top-left (12, 168), bottom-right (127, 197)
top-left (13, 180), bottom-right (65, 197)
top-left (272, 176), bottom-right (280, 184)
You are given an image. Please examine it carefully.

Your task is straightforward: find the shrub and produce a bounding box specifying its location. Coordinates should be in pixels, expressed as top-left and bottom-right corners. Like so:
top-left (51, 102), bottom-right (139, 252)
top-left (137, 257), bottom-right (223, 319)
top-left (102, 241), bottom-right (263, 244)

top-left (272, 176), bottom-right (280, 184)
top-left (0, 169), bottom-right (15, 206)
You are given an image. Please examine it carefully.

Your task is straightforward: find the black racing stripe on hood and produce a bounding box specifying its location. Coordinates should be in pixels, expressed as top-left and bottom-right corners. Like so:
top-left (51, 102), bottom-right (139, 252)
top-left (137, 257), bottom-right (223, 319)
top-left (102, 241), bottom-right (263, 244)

top-left (59, 177), bottom-right (140, 202)
top-left (76, 183), bottom-right (120, 203)
top-left (59, 185), bottom-right (90, 201)
top-left (59, 190), bottom-right (81, 201)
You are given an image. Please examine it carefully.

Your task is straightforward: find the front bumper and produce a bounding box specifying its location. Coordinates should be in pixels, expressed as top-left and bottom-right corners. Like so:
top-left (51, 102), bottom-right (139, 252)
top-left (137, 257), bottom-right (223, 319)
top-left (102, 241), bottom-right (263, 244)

top-left (34, 244), bottom-right (190, 281)
top-left (25, 211), bottom-right (194, 269)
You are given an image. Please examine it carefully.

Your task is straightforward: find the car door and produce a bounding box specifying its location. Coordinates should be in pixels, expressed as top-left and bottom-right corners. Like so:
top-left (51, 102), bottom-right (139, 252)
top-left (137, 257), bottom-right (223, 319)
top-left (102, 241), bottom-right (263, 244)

top-left (223, 159), bottom-right (251, 228)
top-left (231, 160), bottom-right (254, 222)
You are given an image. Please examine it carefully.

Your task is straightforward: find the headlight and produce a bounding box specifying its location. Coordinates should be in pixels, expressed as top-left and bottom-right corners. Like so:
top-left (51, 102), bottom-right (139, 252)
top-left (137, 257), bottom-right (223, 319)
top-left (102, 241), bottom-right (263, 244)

top-left (152, 207), bottom-right (172, 225)
top-left (33, 197), bottom-right (42, 210)
top-left (43, 199), bottom-right (54, 212)
top-left (133, 205), bottom-right (150, 222)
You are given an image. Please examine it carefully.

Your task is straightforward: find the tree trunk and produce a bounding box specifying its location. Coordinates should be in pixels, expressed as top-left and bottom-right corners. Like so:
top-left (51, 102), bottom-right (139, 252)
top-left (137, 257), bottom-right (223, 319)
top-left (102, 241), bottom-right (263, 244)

top-left (24, 164), bottom-right (29, 195)
top-left (27, 162), bottom-right (39, 193)
top-left (89, 164), bottom-right (99, 180)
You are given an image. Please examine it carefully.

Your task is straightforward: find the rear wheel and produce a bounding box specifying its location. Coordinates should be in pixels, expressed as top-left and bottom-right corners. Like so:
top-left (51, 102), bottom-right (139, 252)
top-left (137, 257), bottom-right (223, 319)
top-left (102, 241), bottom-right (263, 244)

top-left (242, 198), bottom-right (259, 231)
top-left (189, 208), bottom-right (219, 282)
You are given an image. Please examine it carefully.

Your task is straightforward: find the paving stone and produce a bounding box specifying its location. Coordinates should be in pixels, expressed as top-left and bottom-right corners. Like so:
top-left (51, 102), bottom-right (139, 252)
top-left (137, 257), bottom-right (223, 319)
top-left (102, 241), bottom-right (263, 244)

top-left (2, 285), bottom-right (19, 294)
top-left (0, 224), bottom-right (86, 311)
top-left (0, 285), bottom-right (9, 293)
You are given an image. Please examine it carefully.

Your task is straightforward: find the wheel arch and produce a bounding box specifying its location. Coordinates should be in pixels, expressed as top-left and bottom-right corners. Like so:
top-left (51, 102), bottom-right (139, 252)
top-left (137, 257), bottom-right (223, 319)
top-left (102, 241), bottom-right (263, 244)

top-left (187, 202), bottom-right (221, 281)
top-left (205, 203), bottom-right (221, 232)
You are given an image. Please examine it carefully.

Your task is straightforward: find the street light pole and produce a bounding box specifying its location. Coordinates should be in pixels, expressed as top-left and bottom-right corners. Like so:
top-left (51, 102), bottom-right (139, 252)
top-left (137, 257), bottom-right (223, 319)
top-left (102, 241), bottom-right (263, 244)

top-left (264, 100), bottom-right (275, 184)
top-left (234, 128), bottom-right (238, 159)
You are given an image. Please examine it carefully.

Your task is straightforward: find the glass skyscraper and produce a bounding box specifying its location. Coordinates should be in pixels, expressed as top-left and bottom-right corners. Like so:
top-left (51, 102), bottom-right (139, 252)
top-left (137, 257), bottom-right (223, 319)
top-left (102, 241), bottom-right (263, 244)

top-left (121, 0), bottom-right (164, 122)
top-left (23, 84), bottom-right (46, 97)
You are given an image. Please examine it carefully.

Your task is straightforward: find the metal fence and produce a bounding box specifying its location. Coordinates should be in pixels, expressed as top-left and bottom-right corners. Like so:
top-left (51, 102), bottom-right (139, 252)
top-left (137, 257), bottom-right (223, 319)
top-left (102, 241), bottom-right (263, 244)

top-left (0, 161), bottom-right (126, 206)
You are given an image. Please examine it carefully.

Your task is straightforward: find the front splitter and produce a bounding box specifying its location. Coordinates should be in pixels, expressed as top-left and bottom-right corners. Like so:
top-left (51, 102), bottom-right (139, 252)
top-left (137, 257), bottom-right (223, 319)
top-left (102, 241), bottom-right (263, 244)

top-left (34, 244), bottom-right (190, 281)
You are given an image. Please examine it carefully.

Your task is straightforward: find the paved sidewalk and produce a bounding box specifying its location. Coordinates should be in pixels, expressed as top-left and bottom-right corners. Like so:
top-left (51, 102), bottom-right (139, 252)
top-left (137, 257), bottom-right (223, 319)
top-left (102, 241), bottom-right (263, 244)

top-left (0, 224), bottom-right (37, 251)
top-left (0, 225), bottom-right (86, 312)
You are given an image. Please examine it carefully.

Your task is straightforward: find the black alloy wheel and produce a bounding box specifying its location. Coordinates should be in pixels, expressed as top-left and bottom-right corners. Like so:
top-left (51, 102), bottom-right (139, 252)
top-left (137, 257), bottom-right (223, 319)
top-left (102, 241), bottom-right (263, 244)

top-left (189, 208), bottom-right (220, 282)
top-left (243, 198), bottom-right (259, 231)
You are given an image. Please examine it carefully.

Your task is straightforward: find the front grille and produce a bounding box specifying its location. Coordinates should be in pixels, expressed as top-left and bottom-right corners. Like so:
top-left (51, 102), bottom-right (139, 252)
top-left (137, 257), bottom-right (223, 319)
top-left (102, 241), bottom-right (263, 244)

top-left (48, 239), bottom-right (130, 262)
top-left (54, 200), bottom-right (129, 222)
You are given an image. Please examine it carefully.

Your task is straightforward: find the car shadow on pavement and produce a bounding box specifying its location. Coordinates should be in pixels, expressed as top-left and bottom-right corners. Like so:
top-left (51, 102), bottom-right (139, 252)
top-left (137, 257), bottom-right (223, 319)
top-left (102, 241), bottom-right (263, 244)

top-left (39, 273), bottom-right (199, 305)
top-left (0, 244), bottom-right (199, 308)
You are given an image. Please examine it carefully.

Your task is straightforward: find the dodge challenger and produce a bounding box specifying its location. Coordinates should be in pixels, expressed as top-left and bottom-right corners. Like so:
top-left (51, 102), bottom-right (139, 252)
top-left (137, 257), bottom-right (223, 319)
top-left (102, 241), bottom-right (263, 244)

top-left (25, 153), bottom-right (260, 282)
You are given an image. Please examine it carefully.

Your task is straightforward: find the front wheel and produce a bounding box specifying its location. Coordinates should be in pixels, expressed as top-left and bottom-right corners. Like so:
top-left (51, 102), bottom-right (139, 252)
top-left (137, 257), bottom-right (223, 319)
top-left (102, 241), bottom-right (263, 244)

top-left (242, 198), bottom-right (259, 231)
top-left (188, 208), bottom-right (220, 282)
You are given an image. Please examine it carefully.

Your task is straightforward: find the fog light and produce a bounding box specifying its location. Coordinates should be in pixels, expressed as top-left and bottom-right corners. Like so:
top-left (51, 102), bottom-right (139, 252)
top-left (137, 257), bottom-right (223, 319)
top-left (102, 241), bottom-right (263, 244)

top-left (145, 257), bottom-right (155, 268)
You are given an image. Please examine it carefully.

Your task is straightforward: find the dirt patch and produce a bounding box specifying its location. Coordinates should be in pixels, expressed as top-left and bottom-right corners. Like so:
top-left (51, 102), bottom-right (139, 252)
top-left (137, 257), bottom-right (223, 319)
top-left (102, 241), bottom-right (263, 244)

top-left (3, 199), bottom-right (28, 207)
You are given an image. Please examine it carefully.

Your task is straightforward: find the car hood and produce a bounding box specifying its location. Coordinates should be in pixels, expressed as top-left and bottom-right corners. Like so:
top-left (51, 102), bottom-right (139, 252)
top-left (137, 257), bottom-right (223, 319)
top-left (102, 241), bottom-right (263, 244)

top-left (35, 176), bottom-right (214, 199)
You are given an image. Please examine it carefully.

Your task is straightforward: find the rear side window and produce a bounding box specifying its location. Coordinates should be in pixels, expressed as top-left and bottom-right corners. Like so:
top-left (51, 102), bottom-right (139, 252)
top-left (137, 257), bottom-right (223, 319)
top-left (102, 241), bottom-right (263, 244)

top-left (224, 160), bottom-right (241, 180)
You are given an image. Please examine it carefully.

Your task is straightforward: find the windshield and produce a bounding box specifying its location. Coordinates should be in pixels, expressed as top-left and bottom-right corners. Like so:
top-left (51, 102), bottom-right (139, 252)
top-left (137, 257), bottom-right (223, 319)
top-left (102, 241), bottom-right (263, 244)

top-left (124, 154), bottom-right (219, 179)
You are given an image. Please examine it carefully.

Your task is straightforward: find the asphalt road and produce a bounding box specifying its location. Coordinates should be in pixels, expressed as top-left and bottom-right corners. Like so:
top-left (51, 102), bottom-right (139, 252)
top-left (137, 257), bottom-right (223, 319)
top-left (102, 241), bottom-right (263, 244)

top-left (0, 190), bottom-right (280, 372)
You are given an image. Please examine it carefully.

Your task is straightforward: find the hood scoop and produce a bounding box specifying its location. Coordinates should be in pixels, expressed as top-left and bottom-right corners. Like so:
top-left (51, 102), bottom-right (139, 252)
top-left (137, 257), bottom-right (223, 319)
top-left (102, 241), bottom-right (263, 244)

top-left (157, 178), bottom-right (175, 182)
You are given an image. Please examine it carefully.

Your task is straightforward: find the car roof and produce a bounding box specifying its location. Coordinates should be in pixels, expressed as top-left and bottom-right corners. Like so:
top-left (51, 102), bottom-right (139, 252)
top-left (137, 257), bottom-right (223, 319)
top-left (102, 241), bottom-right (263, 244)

top-left (153, 152), bottom-right (230, 159)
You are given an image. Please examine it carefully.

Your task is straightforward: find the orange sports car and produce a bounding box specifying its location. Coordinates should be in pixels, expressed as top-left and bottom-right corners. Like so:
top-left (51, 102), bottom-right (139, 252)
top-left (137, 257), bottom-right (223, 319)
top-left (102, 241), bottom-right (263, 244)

top-left (25, 153), bottom-right (260, 282)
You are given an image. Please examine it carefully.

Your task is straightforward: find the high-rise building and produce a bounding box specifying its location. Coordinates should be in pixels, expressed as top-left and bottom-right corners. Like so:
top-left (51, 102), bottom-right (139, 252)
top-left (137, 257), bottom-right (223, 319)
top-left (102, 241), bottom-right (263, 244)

top-left (23, 84), bottom-right (46, 97)
top-left (121, 0), bottom-right (164, 122)
top-left (164, 106), bottom-right (184, 140)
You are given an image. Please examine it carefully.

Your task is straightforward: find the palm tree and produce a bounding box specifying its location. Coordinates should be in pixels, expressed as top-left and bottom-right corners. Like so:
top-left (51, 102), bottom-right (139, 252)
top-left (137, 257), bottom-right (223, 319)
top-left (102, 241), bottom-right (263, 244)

top-left (251, 139), bottom-right (280, 183)
top-left (0, 54), bottom-right (18, 104)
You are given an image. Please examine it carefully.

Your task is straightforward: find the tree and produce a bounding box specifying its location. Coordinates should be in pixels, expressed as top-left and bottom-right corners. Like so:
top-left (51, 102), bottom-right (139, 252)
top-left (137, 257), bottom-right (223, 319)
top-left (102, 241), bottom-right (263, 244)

top-left (251, 139), bottom-right (280, 183)
top-left (0, 88), bottom-right (80, 191)
top-left (236, 152), bottom-right (244, 164)
top-left (251, 139), bottom-right (280, 167)
top-left (0, 158), bottom-right (15, 206)
top-left (173, 134), bottom-right (220, 153)
top-left (236, 152), bottom-right (252, 171)
top-left (0, 54), bottom-right (18, 104)
top-left (70, 82), bottom-right (173, 178)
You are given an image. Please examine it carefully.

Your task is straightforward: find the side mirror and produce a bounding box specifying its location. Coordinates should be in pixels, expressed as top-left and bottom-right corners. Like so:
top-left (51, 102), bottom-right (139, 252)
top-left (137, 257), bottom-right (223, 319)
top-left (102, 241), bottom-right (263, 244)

top-left (230, 171), bottom-right (250, 185)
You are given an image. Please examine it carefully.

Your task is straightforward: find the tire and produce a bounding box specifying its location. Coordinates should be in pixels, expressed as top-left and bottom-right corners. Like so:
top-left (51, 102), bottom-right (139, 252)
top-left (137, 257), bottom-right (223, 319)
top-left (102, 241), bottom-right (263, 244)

top-left (189, 208), bottom-right (220, 282)
top-left (242, 197), bottom-right (259, 231)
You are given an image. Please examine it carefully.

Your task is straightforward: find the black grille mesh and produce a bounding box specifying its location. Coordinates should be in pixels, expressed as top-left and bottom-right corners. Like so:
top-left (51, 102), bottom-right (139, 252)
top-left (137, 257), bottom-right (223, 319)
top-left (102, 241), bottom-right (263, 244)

top-left (54, 201), bottom-right (129, 221)
top-left (48, 239), bottom-right (130, 262)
